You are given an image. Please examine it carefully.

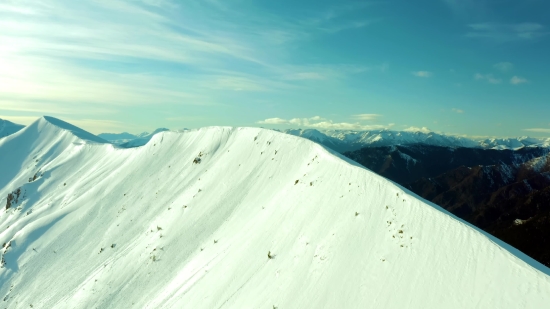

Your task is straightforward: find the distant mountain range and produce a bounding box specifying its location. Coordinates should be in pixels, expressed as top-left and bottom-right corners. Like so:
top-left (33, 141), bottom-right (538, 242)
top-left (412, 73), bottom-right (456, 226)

top-left (283, 128), bottom-right (550, 152)
top-left (4, 119), bottom-right (549, 151)
top-left (98, 128), bottom-right (169, 147)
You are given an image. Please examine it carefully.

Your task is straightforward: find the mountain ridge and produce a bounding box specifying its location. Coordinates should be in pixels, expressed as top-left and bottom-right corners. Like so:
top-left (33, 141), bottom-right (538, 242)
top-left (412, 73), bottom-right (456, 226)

top-left (1, 117), bottom-right (549, 308)
top-left (0, 118), bottom-right (25, 139)
top-left (284, 128), bottom-right (550, 152)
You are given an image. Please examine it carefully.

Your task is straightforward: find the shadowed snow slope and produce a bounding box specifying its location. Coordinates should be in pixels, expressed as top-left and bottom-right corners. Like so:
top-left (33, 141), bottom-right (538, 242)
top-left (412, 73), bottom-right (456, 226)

top-left (0, 118), bottom-right (24, 139)
top-left (1, 117), bottom-right (549, 308)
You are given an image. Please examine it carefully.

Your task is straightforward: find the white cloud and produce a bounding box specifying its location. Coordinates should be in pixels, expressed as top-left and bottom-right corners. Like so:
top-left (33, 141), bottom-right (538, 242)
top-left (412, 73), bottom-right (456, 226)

top-left (466, 23), bottom-right (548, 42)
top-left (302, 3), bottom-right (378, 34)
top-left (307, 121), bottom-right (391, 131)
top-left (403, 126), bottom-right (432, 134)
top-left (474, 73), bottom-right (502, 84)
top-left (523, 128), bottom-right (550, 133)
top-left (412, 71), bottom-right (433, 78)
top-left (256, 116), bottom-right (393, 131)
top-left (0, 0), bottom-right (383, 133)
top-left (351, 114), bottom-right (381, 121)
top-left (281, 64), bottom-right (371, 81)
top-left (510, 76), bottom-right (528, 85)
top-left (493, 62), bottom-right (513, 72)
top-left (257, 118), bottom-right (290, 125)
top-left (452, 108), bottom-right (464, 114)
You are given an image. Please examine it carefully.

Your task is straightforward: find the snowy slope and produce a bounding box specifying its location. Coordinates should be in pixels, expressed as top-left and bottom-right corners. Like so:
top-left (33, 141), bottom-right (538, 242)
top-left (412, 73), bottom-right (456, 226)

top-left (285, 128), bottom-right (550, 151)
top-left (284, 129), bottom-right (348, 152)
top-left (119, 128), bottom-right (170, 148)
top-left (479, 137), bottom-right (550, 150)
top-left (0, 116), bottom-right (106, 190)
top-left (0, 118), bottom-right (24, 139)
top-left (98, 129), bottom-right (170, 147)
top-left (1, 117), bottom-right (550, 309)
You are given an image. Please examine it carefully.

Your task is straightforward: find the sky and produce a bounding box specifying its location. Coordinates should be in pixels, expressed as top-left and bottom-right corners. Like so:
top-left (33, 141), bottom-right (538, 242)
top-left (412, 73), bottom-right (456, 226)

top-left (0, 0), bottom-right (549, 137)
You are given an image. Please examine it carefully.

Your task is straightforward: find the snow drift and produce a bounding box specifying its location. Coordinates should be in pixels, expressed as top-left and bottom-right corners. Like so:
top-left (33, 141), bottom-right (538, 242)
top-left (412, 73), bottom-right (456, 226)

top-left (1, 116), bottom-right (549, 308)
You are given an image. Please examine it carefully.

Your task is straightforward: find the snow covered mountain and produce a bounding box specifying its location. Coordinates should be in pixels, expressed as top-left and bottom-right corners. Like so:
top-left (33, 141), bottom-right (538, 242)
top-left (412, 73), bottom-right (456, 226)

top-left (1, 116), bottom-right (550, 308)
top-left (97, 132), bottom-right (139, 145)
top-left (0, 118), bottom-right (24, 139)
top-left (406, 153), bottom-right (550, 266)
top-left (478, 136), bottom-right (550, 150)
top-left (284, 128), bottom-right (550, 152)
top-left (118, 128), bottom-right (170, 148)
top-left (344, 144), bottom-right (550, 185)
top-left (98, 128), bottom-right (169, 147)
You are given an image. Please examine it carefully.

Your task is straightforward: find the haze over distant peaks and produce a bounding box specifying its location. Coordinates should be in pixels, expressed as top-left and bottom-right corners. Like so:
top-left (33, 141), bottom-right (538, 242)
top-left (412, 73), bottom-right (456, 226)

top-left (99, 128), bottom-right (170, 147)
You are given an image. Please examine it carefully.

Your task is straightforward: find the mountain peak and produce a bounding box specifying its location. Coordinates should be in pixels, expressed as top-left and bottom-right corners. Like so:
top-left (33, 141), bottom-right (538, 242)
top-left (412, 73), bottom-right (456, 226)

top-left (1, 123), bottom-right (549, 307)
top-left (37, 116), bottom-right (107, 143)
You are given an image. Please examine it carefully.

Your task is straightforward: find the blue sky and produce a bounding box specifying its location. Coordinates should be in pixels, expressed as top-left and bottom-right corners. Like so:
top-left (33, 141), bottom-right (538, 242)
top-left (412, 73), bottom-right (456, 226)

top-left (0, 0), bottom-right (549, 137)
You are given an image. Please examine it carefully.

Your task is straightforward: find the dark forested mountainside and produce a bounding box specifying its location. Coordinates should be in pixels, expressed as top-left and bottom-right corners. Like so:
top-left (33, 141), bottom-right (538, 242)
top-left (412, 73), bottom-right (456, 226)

top-left (344, 144), bottom-right (550, 266)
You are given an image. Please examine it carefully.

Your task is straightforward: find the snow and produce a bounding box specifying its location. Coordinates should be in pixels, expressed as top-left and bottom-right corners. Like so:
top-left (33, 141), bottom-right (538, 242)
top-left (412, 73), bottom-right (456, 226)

top-left (499, 163), bottom-right (516, 183)
top-left (525, 154), bottom-right (550, 173)
top-left (1, 117), bottom-right (550, 308)
top-left (321, 129), bottom-right (480, 149)
top-left (478, 137), bottom-right (550, 150)
top-left (98, 129), bottom-right (169, 147)
top-left (397, 150), bottom-right (418, 166)
top-left (0, 118), bottom-right (24, 139)
top-left (283, 128), bottom-right (550, 151)
top-left (97, 132), bottom-right (139, 145)
top-left (119, 128), bottom-right (169, 148)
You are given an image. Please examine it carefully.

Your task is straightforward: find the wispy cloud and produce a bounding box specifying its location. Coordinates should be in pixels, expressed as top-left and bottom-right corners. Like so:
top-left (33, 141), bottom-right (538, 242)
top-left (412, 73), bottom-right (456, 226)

top-left (523, 128), bottom-right (550, 133)
top-left (281, 64), bottom-right (371, 81)
top-left (257, 116), bottom-right (393, 130)
top-left (474, 73), bottom-right (501, 84)
top-left (452, 108), bottom-right (464, 114)
top-left (258, 118), bottom-right (290, 125)
top-left (351, 114), bottom-right (382, 121)
top-left (443, 0), bottom-right (479, 14)
top-left (493, 62), bottom-right (513, 72)
top-left (301, 2), bottom-right (379, 34)
top-left (412, 71), bottom-right (433, 78)
top-left (510, 76), bottom-right (528, 85)
top-left (0, 0), bottom-right (382, 132)
top-left (466, 23), bottom-right (548, 42)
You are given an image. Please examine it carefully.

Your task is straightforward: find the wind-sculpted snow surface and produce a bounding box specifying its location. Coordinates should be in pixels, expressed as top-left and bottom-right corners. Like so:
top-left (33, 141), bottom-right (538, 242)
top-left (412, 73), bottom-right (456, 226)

top-left (1, 117), bottom-right (550, 308)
